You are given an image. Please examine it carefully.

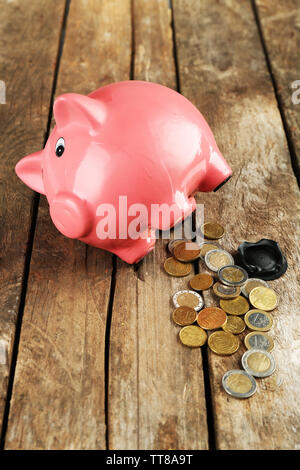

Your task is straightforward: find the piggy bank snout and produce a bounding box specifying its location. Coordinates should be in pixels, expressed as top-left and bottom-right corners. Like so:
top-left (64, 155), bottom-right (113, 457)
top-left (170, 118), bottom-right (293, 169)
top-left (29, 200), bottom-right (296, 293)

top-left (50, 193), bottom-right (92, 239)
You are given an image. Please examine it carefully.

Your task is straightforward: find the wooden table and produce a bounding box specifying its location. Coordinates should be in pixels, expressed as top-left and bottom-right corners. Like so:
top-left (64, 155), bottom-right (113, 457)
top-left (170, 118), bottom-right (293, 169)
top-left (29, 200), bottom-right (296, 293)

top-left (0, 0), bottom-right (299, 450)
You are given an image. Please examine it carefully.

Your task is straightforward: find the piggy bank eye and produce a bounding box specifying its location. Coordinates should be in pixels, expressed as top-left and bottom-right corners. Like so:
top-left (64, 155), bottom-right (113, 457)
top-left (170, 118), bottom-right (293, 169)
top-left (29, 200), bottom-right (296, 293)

top-left (55, 137), bottom-right (65, 157)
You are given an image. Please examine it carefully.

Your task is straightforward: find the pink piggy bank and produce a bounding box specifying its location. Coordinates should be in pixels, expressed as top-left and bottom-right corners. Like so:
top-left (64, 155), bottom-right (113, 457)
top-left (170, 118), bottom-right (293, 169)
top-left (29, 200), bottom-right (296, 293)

top-left (15, 81), bottom-right (231, 264)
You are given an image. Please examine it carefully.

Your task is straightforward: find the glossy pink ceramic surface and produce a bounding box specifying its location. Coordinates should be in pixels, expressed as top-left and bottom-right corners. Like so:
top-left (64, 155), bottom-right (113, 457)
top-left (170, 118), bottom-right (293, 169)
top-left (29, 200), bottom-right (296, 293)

top-left (15, 80), bottom-right (232, 264)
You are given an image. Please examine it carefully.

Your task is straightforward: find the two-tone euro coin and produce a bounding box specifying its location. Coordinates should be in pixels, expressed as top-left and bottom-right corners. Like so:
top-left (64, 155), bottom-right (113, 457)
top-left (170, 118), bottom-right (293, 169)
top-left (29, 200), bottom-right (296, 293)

top-left (222, 369), bottom-right (257, 398)
top-left (241, 349), bottom-right (276, 378)
top-left (244, 309), bottom-right (273, 332)
top-left (218, 265), bottom-right (248, 287)
top-left (205, 249), bottom-right (234, 272)
top-left (213, 282), bottom-right (241, 299)
top-left (244, 331), bottom-right (274, 352)
top-left (172, 290), bottom-right (204, 312)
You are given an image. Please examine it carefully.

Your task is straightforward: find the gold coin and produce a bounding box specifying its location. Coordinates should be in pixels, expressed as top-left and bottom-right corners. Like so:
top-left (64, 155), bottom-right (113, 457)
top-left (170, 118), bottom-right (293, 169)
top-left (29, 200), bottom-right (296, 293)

top-left (189, 273), bottom-right (214, 291)
top-left (244, 309), bottom-right (273, 332)
top-left (219, 296), bottom-right (250, 315)
top-left (172, 306), bottom-right (197, 326)
top-left (164, 257), bottom-right (192, 277)
top-left (208, 331), bottom-right (240, 355)
top-left (199, 242), bottom-right (220, 259)
top-left (244, 331), bottom-right (274, 352)
top-left (197, 307), bottom-right (227, 330)
top-left (212, 282), bottom-right (241, 299)
top-left (173, 241), bottom-right (201, 262)
top-left (249, 286), bottom-right (278, 311)
top-left (222, 315), bottom-right (246, 334)
top-left (179, 325), bottom-right (207, 348)
top-left (201, 222), bottom-right (225, 239)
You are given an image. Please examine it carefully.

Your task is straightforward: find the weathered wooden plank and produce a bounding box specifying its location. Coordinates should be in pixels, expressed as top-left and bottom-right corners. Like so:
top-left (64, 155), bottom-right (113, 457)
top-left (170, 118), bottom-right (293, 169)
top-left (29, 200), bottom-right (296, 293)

top-left (0, 0), bottom-right (66, 437)
top-left (5, 0), bottom-right (132, 449)
top-left (173, 0), bottom-right (300, 450)
top-left (133, 0), bottom-right (176, 88)
top-left (254, 0), bottom-right (300, 181)
top-left (108, 0), bottom-right (209, 450)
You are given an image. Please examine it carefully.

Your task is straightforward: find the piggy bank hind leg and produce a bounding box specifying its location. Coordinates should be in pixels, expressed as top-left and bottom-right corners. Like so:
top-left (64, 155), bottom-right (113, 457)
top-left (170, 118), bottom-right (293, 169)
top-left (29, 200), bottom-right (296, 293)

top-left (112, 229), bottom-right (157, 264)
top-left (183, 196), bottom-right (197, 220)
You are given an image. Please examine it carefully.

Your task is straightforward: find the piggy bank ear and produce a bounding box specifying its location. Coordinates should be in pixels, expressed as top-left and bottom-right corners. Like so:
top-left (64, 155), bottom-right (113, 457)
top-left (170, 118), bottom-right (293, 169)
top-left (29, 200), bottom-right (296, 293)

top-left (53, 93), bottom-right (106, 134)
top-left (15, 150), bottom-right (45, 195)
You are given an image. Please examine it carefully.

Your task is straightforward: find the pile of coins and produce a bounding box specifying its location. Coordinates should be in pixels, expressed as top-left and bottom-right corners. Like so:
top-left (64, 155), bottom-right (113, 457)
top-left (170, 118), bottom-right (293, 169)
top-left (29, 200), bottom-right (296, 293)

top-left (164, 222), bottom-right (280, 399)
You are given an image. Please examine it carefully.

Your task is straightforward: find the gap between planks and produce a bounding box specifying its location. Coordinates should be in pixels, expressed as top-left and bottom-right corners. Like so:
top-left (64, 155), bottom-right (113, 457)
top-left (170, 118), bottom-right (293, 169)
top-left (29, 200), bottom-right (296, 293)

top-left (251, 0), bottom-right (300, 187)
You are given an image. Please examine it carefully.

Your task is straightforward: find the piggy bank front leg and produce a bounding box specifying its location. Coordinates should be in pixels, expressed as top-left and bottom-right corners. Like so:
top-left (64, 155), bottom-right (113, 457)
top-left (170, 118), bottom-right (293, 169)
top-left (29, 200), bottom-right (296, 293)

top-left (157, 195), bottom-right (197, 231)
top-left (111, 229), bottom-right (157, 264)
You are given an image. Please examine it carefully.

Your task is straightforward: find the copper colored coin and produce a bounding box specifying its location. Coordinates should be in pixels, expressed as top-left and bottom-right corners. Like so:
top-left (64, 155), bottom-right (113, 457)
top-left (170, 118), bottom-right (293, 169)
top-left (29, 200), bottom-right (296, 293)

top-left (172, 306), bottom-right (197, 326)
top-left (197, 307), bottom-right (227, 330)
top-left (168, 239), bottom-right (187, 254)
top-left (173, 241), bottom-right (201, 262)
top-left (164, 257), bottom-right (192, 277)
top-left (189, 273), bottom-right (214, 291)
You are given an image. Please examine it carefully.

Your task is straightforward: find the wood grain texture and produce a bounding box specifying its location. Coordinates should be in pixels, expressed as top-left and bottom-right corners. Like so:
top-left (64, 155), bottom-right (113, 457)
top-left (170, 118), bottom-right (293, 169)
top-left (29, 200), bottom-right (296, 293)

top-left (107, 0), bottom-right (209, 450)
top-left (5, 0), bottom-right (131, 449)
top-left (255, 0), bottom-right (300, 180)
top-left (133, 0), bottom-right (175, 88)
top-left (173, 0), bottom-right (300, 450)
top-left (0, 0), bottom-right (66, 436)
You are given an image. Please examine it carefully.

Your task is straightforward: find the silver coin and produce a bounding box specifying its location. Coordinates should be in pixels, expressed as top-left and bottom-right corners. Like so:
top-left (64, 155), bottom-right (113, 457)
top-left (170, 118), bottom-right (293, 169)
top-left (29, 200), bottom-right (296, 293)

top-left (244, 332), bottom-right (274, 352)
top-left (172, 290), bottom-right (204, 312)
top-left (204, 249), bottom-right (234, 272)
top-left (222, 369), bottom-right (257, 398)
top-left (241, 278), bottom-right (270, 298)
top-left (218, 264), bottom-right (248, 287)
top-left (241, 348), bottom-right (276, 378)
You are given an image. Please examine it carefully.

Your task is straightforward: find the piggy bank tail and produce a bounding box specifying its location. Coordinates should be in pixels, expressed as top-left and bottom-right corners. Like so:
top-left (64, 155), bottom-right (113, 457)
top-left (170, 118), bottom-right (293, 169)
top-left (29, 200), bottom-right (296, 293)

top-left (197, 147), bottom-right (232, 193)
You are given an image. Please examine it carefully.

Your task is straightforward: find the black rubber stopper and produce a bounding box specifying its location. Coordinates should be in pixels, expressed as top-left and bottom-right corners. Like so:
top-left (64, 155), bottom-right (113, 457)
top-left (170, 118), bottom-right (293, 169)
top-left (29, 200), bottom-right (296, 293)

top-left (236, 238), bottom-right (288, 280)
